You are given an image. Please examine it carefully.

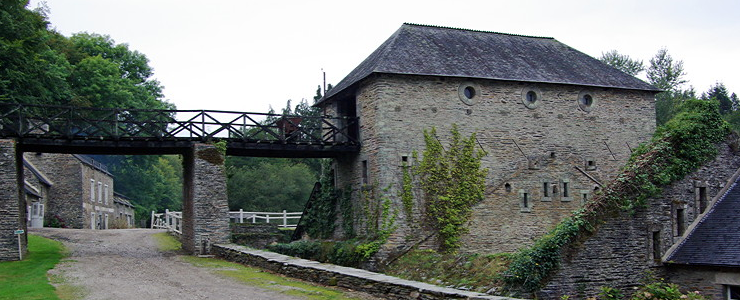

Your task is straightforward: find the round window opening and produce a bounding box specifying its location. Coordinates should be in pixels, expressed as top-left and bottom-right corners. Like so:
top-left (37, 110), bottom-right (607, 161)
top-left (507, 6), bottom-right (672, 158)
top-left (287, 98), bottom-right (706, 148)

top-left (577, 91), bottom-right (596, 112)
top-left (457, 82), bottom-right (479, 106)
top-left (464, 86), bottom-right (476, 99)
top-left (521, 87), bottom-right (541, 109)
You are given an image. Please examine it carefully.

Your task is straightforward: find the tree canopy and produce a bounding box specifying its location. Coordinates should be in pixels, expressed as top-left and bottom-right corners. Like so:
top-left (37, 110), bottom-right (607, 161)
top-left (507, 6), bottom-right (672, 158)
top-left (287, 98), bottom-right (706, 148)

top-left (599, 50), bottom-right (644, 76)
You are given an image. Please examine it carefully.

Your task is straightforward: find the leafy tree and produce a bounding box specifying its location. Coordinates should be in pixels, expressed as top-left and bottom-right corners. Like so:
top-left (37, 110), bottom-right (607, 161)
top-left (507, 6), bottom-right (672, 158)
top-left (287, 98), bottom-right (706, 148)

top-left (0, 1), bottom-right (71, 105)
top-left (227, 159), bottom-right (316, 212)
top-left (599, 50), bottom-right (644, 76)
top-left (647, 48), bottom-right (686, 92)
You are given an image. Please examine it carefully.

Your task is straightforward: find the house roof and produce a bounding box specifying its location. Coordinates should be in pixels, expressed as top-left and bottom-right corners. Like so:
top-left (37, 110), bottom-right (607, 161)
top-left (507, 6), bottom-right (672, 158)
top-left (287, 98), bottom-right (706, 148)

top-left (72, 154), bottom-right (113, 176)
top-left (113, 192), bottom-right (135, 207)
top-left (667, 176), bottom-right (740, 267)
top-left (22, 158), bottom-right (54, 186)
top-left (318, 23), bottom-right (659, 104)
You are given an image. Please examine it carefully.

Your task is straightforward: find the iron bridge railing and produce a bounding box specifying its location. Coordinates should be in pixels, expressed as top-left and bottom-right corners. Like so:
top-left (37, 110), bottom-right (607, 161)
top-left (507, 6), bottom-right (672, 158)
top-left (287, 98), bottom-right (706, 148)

top-left (0, 103), bottom-right (359, 146)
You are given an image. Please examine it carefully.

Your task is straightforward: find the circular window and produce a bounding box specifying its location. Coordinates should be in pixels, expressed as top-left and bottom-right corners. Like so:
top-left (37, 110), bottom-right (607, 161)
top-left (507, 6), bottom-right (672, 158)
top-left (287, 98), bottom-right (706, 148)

top-left (521, 87), bottom-right (541, 109)
top-left (577, 91), bottom-right (596, 112)
top-left (458, 82), bottom-right (479, 106)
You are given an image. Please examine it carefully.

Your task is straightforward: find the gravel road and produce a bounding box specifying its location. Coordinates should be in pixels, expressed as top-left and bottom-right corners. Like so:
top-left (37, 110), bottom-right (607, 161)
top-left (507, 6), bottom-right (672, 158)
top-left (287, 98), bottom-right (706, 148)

top-left (32, 228), bottom-right (375, 300)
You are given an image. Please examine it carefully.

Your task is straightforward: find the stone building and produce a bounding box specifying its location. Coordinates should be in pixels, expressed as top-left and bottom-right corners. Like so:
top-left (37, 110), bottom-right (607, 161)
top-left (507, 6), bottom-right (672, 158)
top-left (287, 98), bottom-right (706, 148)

top-left (113, 192), bottom-right (135, 228)
top-left (540, 139), bottom-right (740, 299)
top-left (316, 23), bottom-right (659, 254)
top-left (23, 153), bottom-right (134, 229)
top-left (22, 158), bottom-right (53, 228)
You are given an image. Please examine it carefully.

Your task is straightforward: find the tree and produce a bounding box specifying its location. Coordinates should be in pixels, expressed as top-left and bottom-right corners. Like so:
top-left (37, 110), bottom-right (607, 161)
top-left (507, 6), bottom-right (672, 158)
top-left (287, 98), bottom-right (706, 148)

top-left (599, 50), bottom-right (644, 76)
top-left (647, 48), bottom-right (687, 92)
top-left (0, 1), bottom-right (72, 105)
top-left (702, 82), bottom-right (737, 114)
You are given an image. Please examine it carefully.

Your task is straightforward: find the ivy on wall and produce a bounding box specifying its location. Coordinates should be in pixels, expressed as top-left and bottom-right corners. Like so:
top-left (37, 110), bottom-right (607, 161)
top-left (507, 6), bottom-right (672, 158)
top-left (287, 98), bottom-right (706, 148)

top-left (502, 99), bottom-right (731, 293)
top-left (416, 125), bottom-right (488, 253)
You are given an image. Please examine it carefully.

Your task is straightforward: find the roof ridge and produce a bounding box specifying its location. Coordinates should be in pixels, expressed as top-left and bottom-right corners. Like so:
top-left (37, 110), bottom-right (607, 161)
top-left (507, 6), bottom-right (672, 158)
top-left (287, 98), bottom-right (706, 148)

top-left (403, 22), bottom-right (554, 40)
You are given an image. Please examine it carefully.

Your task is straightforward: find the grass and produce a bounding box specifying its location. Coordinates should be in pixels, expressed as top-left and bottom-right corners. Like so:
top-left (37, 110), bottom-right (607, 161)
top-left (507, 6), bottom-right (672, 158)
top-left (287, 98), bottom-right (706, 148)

top-left (0, 235), bottom-right (66, 300)
top-left (151, 231), bottom-right (364, 299)
top-left (152, 232), bottom-right (183, 252)
top-left (383, 249), bottom-right (512, 293)
top-left (179, 256), bottom-right (365, 300)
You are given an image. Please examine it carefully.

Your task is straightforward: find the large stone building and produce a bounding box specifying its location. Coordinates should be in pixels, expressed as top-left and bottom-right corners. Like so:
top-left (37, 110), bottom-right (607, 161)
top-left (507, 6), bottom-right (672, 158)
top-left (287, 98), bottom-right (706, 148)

top-left (316, 23), bottom-right (660, 254)
top-left (23, 153), bottom-right (135, 229)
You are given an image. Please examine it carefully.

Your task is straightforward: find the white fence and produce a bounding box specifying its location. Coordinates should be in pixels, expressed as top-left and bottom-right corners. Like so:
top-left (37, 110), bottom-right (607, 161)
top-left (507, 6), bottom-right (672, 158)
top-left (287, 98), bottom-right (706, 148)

top-left (151, 209), bottom-right (302, 234)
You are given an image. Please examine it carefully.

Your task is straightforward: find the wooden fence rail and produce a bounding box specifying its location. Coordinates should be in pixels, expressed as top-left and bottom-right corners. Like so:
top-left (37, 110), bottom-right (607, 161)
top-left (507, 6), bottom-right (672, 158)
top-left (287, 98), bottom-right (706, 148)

top-left (151, 209), bottom-right (302, 234)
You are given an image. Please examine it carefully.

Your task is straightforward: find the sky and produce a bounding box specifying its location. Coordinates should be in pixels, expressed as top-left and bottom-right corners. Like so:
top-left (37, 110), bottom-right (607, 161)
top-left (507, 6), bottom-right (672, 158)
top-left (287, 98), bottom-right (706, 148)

top-left (30, 0), bottom-right (740, 113)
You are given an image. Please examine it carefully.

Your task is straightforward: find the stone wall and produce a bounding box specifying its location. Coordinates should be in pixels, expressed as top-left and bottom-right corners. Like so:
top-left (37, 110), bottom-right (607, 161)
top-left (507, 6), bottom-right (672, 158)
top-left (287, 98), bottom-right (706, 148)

top-left (665, 265), bottom-right (740, 299)
top-left (24, 153), bottom-right (85, 228)
top-left (213, 243), bottom-right (510, 300)
top-left (181, 143), bottom-right (230, 254)
top-left (539, 141), bottom-right (740, 299)
top-left (0, 139), bottom-right (25, 261)
top-left (324, 74), bottom-right (656, 254)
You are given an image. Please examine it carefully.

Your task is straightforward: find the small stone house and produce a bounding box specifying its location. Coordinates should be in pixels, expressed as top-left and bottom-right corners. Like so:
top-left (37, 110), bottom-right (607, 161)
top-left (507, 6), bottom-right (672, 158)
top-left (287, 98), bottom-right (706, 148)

top-left (113, 192), bottom-right (135, 228)
top-left (23, 158), bottom-right (53, 228)
top-left (540, 139), bottom-right (740, 299)
top-left (23, 153), bottom-right (134, 229)
top-left (316, 23), bottom-right (659, 254)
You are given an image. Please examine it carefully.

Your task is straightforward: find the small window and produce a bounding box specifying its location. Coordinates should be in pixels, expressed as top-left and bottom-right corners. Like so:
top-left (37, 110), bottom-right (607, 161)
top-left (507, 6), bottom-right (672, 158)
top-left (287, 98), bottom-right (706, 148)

top-left (361, 160), bottom-right (368, 185)
top-left (698, 186), bottom-right (708, 213)
top-left (676, 208), bottom-right (686, 236)
top-left (586, 159), bottom-right (597, 171)
top-left (563, 182), bottom-right (570, 198)
top-left (652, 231), bottom-right (662, 262)
top-left (578, 91), bottom-right (596, 112)
top-left (727, 285), bottom-right (740, 300)
top-left (519, 189), bottom-right (532, 212)
top-left (521, 87), bottom-right (541, 109)
top-left (543, 182), bottom-right (549, 197)
top-left (458, 82), bottom-right (479, 106)
top-left (523, 192), bottom-right (529, 208)
top-left (582, 192), bottom-right (588, 204)
top-left (104, 185), bottom-right (109, 205)
top-left (504, 183), bottom-right (512, 193)
top-left (98, 182), bottom-right (103, 203)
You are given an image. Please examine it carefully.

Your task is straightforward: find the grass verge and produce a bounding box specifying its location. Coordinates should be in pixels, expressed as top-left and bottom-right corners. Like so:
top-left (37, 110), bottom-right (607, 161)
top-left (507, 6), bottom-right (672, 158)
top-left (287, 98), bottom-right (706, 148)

top-left (152, 232), bottom-right (182, 252)
top-left (383, 249), bottom-right (511, 293)
top-left (0, 235), bottom-right (65, 300)
top-left (180, 256), bottom-right (366, 300)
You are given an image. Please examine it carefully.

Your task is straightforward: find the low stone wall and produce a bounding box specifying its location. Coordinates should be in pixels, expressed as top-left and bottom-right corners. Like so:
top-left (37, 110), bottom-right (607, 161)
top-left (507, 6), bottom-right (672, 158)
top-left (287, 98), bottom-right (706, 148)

top-left (213, 244), bottom-right (516, 300)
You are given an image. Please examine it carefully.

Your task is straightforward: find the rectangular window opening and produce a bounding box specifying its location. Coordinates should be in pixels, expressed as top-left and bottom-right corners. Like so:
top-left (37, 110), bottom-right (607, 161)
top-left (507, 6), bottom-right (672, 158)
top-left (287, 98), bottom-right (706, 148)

top-left (90, 180), bottom-right (95, 202)
top-left (652, 231), bottom-right (661, 262)
top-left (361, 160), bottom-right (368, 185)
top-left (543, 182), bottom-right (549, 197)
top-left (699, 187), bottom-right (708, 213)
top-left (676, 208), bottom-right (686, 236)
top-left (523, 192), bottom-right (529, 208)
top-left (98, 182), bottom-right (102, 203)
top-left (563, 182), bottom-right (569, 198)
top-left (728, 285), bottom-right (740, 300)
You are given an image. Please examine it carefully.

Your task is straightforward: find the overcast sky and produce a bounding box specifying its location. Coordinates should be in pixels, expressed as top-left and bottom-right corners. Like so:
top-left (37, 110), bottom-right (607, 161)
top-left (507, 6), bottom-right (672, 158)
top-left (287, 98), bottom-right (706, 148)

top-left (31, 0), bottom-right (740, 113)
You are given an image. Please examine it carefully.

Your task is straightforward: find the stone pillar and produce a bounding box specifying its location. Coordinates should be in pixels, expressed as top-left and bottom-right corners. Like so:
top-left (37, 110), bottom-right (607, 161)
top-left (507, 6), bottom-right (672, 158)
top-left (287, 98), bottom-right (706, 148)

top-left (0, 139), bottom-right (26, 261)
top-left (181, 143), bottom-right (230, 255)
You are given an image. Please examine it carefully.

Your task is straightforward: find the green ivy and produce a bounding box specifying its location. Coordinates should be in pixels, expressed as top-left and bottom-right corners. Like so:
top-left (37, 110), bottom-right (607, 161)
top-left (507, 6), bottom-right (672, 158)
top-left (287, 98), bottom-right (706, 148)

top-left (502, 99), bottom-right (731, 293)
top-left (416, 125), bottom-right (488, 253)
top-left (302, 159), bottom-right (337, 239)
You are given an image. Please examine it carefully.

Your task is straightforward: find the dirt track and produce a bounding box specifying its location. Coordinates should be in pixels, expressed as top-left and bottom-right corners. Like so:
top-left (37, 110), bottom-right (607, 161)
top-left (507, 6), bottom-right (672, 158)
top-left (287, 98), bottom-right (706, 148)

top-left (32, 228), bottom-right (371, 300)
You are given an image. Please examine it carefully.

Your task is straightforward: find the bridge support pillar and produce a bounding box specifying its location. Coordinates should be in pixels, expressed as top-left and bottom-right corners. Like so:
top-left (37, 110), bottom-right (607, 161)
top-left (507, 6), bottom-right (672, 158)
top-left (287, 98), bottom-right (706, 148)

top-left (182, 143), bottom-right (230, 255)
top-left (0, 139), bottom-right (26, 261)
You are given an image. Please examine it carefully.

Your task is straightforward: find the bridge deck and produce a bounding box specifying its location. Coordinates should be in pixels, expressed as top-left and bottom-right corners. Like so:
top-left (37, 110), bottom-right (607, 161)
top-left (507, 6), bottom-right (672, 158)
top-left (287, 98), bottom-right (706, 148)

top-left (1, 104), bottom-right (359, 157)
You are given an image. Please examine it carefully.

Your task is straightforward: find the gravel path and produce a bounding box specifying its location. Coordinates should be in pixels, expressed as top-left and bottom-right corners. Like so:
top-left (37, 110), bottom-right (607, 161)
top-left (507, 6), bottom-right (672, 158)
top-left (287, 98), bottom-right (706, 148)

top-left (32, 228), bottom-right (369, 300)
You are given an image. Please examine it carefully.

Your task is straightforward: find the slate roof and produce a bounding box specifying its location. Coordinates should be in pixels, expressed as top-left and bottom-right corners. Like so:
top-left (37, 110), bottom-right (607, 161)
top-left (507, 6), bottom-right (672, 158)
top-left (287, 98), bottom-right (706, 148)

top-left (73, 154), bottom-right (113, 176)
top-left (23, 158), bottom-right (54, 186)
top-left (319, 23), bottom-right (659, 104)
top-left (667, 176), bottom-right (740, 267)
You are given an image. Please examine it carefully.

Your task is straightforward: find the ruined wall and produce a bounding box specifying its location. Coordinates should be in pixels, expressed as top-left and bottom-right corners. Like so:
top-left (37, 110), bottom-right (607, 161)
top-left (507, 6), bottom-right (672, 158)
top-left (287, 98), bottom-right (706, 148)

top-left (326, 74), bottom-right (656, 254)
top-left (539, 141), bottom-right (740, 299)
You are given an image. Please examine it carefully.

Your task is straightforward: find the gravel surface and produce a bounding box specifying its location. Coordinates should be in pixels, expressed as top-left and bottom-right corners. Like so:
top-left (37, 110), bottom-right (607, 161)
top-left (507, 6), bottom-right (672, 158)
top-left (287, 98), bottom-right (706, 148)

top-left (32, 228), bottom-right (376, 300)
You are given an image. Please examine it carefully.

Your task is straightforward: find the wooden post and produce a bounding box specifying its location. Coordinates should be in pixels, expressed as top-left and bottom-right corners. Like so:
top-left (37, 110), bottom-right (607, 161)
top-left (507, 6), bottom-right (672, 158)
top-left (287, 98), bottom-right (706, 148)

top-left (283, 210), bottom-right (287, 228)
top-left (165, 209), bottom-right (170, 230)
top-left (150, 211), bottom-right (155, 229)
top-left (239, 209), bottom-right (244, 223)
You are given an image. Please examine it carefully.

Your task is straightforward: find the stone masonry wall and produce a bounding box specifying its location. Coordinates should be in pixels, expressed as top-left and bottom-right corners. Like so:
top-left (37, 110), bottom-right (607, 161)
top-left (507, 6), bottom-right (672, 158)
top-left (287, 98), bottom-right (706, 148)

top-left (24, 153), bottom-right (85, 228)
top-left (181, 143), bottom-right (230, 255)
top-left (0, 139), bottom-right (25, 261)
top-left (326, 74), bottom-right (656, 254)
top-left (539, 141), bottom-right (740, 299)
